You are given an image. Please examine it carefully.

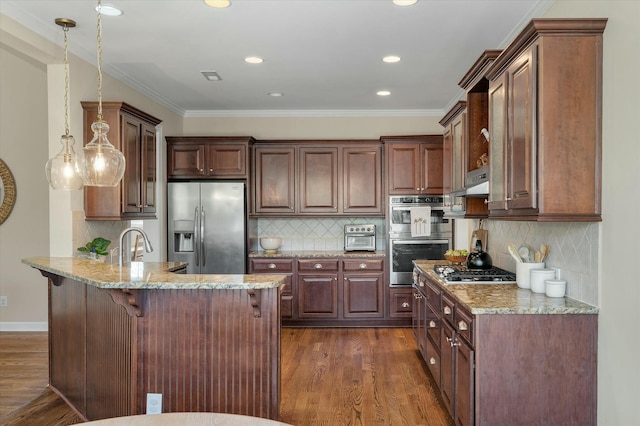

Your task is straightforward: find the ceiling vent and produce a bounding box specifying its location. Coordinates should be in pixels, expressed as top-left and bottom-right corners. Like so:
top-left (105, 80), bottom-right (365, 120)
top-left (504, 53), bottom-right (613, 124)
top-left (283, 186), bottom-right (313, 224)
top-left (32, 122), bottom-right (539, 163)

top-left (201, 71), bottom-right (222, 81)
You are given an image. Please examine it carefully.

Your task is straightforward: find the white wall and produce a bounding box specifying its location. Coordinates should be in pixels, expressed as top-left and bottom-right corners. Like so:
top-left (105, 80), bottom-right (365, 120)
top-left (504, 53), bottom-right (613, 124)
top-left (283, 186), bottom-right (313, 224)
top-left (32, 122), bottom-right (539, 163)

top-left (0, 44), bottom-right (50, 328)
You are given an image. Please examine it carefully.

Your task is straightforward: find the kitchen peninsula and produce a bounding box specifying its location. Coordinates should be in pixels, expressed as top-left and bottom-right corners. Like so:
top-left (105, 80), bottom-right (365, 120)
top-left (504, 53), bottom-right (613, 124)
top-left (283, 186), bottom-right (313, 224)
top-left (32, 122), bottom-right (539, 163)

top-left (22, 257), bottom-right (286, 422)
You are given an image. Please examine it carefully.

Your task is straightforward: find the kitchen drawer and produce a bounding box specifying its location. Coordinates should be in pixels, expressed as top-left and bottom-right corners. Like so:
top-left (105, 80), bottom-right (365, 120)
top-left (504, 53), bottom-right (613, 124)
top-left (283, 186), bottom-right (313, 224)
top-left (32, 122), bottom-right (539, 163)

top-left (425, 335), bottom-right (441, 388)
top-left (426, 279), bottom-right (442, 311)
top-left (342, 259), bottom-right (384, 272)
top-left (441, 293), bottom-right (455, 325)
top-left (454, 304), bottom-right (474, 345)
top-left (298, 259), bottom-right (339, 272)
top-left (250, 259), bottom-right (294, 273)
top-left (390, 288), bottom-right (413, 318)
top-left (426, 316), bottom-right (441, 353)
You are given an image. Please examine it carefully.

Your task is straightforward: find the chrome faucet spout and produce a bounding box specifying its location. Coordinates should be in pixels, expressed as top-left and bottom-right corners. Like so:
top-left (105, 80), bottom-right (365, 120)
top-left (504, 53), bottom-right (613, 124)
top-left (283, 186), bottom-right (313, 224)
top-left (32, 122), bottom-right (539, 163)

top-left (118, 227), bottom-right (154, 267)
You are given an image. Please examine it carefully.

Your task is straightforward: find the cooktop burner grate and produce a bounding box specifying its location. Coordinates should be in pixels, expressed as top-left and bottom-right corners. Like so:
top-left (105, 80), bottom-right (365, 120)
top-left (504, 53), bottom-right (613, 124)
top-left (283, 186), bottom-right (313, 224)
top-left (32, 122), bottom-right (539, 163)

top-left (434, 264), bottom-right (516, 284)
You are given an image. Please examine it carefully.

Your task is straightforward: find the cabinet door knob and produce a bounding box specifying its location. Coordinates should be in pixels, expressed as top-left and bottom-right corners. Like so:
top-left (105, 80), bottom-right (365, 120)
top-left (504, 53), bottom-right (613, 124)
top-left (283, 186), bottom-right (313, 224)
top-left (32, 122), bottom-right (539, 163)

top-left (268, 263), bottom-right (277, 269)
top-left (430, 357), bottom-right (437, 365)
top-left (429, 320), bottom-right (436, 328)
top-left (209, 168), bottom-right (213, 172)
top-left (199, 169), bottom-right (204, 172)
top-left (314, 263), bottom-right (323, 269)
top-left (402, 302), bottom-right (410, 308)
top-left (458, 320), bottom-right (468, 331)
top-left (359, 263), bottom-right (367, 269)
top-left (444, 306), bottom-right (452, 315)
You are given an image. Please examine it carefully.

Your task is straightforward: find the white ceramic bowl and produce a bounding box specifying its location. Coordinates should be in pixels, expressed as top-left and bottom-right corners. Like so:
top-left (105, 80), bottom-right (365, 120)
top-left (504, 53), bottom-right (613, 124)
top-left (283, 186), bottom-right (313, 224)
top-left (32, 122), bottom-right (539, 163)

top-left (259, 237), bottom-right (282, 253)
top-left (545, 279), bottom-right (566, 298)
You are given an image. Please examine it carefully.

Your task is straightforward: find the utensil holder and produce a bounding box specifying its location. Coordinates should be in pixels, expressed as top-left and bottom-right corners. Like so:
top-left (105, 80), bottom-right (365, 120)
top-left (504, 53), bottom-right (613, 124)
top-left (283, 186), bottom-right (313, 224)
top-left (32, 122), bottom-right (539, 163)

top-left (515, 262), bottom-right (545, 289)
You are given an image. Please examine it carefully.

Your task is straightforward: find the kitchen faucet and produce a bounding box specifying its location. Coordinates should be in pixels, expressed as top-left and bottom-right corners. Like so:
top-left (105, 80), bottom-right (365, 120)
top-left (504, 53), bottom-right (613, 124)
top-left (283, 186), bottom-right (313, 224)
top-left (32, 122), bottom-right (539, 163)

top-left (118, 227), bottom-right (153, 267)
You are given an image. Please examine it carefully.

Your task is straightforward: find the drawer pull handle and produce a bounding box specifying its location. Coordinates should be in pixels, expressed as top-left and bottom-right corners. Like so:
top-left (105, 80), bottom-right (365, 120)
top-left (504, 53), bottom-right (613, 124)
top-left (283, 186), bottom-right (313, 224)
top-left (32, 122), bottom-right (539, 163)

top-left (430, 357), bottom-right (437, 365)
top-left (359, 263), bottom-right (367, 269)
top-left (429, 320), bottom-right (436, 328)
top-left (402, 302), bottom-right (410, 308)
top-left (458, 320), bottom-right (468, 331)
top-left (268, 263), bottom-right (277, 269)
top-left (444, 306), bottom-right (452, 315)
top-left (314, 263), bottom-right (323, 269)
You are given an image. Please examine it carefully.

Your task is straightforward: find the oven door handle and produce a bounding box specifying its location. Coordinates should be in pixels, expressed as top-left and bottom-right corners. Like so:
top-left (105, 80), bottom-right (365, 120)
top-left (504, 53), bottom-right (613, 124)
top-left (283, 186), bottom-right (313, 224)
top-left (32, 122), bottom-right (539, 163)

top-left (390, 239), bottom-right (451, 245)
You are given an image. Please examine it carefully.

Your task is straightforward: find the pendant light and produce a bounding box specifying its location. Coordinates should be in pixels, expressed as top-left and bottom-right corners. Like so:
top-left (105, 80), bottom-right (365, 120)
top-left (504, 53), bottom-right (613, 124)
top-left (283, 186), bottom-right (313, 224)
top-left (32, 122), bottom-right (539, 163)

top-left (76, 0), bottom-right (125, 187)
top-left (45, 18), bottom-right (83, 190)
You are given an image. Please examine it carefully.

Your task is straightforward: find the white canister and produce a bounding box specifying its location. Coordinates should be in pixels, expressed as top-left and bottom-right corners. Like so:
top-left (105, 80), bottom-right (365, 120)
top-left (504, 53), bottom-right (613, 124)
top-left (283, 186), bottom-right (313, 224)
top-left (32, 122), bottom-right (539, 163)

top-left (545, 279), bottom-right (567, 298)
top-left (530, 268), bottom-right (556, 293)
top-left (515, 262), bottom-right (545, 289)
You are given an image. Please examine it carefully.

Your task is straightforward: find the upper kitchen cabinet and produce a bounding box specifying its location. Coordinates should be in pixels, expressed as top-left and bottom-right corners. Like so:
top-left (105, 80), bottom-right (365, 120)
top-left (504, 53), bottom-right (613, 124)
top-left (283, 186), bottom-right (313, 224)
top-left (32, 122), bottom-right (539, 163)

top-left (166, 136), bottom-right (253, 179)
top-left (454, 50), bottom-right (502, 218)
top-left (81, 102), bottom-right (162, 220)
top-left (253, 145), bottom-right (296, 214)
top-left (439, 102), bottom-right (467, 215)
top-left (486, 19), bottom-right (607, 221)
top-left (252, 141), bottom-right (383, 216)
top-left (383, 135), bottom-right (444, 195)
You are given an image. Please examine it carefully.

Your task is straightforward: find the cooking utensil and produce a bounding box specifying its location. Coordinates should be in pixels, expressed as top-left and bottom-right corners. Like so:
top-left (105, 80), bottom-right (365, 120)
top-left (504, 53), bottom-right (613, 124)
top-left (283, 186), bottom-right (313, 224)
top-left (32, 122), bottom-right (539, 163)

top-left (540, 244), bottom-right (550, 262)
top-left (508, 243), bottom-right (523, 263)
top-left (467, 240), bottom-right (493, 269)
top-left (518, 245), bottom-right (533, 263)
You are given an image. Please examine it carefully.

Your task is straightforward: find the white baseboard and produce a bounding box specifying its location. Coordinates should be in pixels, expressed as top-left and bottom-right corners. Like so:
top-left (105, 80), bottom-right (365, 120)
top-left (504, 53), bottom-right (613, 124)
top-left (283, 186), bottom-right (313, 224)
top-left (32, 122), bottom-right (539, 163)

top-left (0, 322), bottom-right (48, 331)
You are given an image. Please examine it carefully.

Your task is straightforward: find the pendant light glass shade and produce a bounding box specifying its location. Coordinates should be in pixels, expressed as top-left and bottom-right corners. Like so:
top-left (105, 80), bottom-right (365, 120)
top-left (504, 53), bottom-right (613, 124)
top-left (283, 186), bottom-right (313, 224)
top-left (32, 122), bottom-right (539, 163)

top-left (46, 18), bottom-right (83, 190)
top-left (46, 134), bottom-right (83, 190)
top-left (77, 0), bottom-right (125, 187)
top-left (76, 119), bottom-right (125, 186)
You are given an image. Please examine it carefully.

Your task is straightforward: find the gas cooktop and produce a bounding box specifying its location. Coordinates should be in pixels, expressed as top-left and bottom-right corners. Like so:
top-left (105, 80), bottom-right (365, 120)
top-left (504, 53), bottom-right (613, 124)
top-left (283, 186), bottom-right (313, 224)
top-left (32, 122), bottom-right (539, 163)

top-left (434, 264), bottom-right (516, 284)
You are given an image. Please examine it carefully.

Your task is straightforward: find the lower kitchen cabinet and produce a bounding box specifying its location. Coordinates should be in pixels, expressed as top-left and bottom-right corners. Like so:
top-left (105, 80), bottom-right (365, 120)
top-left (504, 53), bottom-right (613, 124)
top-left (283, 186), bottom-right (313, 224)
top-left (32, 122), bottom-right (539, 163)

top-left (249, 258), bottom-right (295, 318)
top-left (414, 268), bottom-right (598, 426)
top-left (250, 255), bottom-right (407, 326)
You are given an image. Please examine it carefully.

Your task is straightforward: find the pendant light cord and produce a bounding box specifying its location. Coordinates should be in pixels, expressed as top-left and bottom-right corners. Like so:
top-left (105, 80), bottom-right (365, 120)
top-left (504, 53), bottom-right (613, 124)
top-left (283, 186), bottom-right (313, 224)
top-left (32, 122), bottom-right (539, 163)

top-left (96, 0), bottom-right (104, 120)
top-left (63, 25), bottom-right (71, 138)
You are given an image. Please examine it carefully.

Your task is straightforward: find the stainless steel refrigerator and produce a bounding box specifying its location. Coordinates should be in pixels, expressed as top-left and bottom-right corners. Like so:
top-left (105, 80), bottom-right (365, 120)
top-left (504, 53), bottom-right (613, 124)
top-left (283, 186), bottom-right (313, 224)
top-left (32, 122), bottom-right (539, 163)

top-left (168, 181), bottom-right (246, 274)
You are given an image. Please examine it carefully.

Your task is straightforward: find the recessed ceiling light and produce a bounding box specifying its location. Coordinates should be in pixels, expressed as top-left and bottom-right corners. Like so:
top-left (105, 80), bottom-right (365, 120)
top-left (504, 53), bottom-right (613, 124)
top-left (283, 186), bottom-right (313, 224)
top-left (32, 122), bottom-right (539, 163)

top-left (201, 71), bottom-right (222, 81)
top-left (95, 4), bottom-right (123, 16)
top-left (244, 56), bottom-right (264, 64)
top-left (393, 0), bottom-right (418, 6)
top-left (377, 90), bottom-right (391, 96)
top-left (204, 0), bottom-right (231, 8)
top-left (383, 55), bottom-right (401, 63)
top-left (268, 92), bottom-right (284, 97)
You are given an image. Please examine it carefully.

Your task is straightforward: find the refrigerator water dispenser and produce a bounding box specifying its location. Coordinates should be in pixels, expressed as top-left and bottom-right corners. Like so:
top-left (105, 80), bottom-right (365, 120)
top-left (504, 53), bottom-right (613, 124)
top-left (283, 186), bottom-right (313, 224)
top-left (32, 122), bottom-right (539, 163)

top-left (173, 220), bottom-right (194, 252)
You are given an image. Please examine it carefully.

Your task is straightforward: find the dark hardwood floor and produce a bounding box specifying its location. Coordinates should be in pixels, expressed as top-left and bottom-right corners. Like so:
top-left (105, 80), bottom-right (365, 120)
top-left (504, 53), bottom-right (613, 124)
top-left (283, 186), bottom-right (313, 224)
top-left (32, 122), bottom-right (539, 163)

top-left (0, 328), bottom-right (452, 426)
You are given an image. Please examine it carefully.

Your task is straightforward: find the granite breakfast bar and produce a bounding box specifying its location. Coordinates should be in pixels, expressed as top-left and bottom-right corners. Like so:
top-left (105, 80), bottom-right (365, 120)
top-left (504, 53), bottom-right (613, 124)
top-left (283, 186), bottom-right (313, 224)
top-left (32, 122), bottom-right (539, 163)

top-left (22, 257), bottom-right (287, 422)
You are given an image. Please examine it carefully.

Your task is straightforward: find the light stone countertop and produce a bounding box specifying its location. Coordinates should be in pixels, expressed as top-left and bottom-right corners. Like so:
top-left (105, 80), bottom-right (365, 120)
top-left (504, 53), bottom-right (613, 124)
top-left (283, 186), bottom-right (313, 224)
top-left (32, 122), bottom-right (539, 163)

top-left (413, 260), bottom-right (598, 315)
top-left (23, 257), bottom-right (287, 290)
top-left (249, 250), bottom-right (386, 258)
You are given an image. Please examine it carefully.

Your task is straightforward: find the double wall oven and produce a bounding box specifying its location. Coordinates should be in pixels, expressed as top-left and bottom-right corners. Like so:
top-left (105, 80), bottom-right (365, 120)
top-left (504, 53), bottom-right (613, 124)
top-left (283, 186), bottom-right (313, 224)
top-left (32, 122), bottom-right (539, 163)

top-left (388, 196), bottom-right (452, 286)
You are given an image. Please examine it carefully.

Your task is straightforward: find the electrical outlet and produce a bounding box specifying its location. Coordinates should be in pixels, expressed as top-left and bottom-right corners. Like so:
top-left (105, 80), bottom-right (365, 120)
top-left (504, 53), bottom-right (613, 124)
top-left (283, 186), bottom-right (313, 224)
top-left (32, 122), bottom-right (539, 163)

top-left (0, 296), bottom-right (7, 307)
top-left (146, 393), bottom-right (162, 415)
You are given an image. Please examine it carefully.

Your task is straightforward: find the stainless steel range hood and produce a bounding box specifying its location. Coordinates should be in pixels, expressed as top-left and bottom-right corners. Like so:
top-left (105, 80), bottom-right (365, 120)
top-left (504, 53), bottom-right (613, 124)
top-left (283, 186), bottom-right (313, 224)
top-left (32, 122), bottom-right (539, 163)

top-left (465, 166), bottom-right (489, 197)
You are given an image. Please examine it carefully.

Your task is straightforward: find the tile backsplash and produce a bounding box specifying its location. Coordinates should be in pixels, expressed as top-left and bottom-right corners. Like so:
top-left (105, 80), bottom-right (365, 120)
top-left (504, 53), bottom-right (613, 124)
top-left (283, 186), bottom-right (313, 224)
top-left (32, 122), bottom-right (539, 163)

top-left (484, 219), bottom-right (599, 306)
top-left (256, 218), bottom-right (386, 252)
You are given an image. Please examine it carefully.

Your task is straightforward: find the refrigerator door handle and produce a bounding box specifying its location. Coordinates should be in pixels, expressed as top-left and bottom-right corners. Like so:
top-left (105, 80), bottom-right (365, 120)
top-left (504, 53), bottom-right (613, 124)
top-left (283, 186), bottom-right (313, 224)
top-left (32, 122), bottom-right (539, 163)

top-left (201, 207), bottom-right (206, 266)
top-left (194, 206), bottom-right (199, 267)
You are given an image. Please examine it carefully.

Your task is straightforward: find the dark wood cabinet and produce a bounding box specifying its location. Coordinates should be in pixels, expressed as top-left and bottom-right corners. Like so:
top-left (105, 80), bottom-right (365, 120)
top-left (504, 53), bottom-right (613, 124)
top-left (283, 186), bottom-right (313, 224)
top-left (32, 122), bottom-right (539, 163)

top-left (486, 19), bottom-right (606, 221)
top-left (343, 259), bottom-right (384, 318)
top-left (166, 136), bottom-right (252, 179)
top-left (297, 259), bottom-right (339, 319)
top-left (253, 146), bottom-right (296, 214)
top-left (299, 147), bottom-right (339, 214)
top-left (252, 141), bottom-right (383, 216)
top-left (389, 287), bottom-right (413, 319)
top-left (383, 135), bottom-right (444, 195)
top-left (342, 145), bottom-right (383, 214)
top-left (249, 258), bottom-right (296, 318)
top-left (414, 266), bottom-right (597, 426)
top-left (81, 102), bottom-right (161, 220)
top-left (440, 103), bottom-right (467, 214)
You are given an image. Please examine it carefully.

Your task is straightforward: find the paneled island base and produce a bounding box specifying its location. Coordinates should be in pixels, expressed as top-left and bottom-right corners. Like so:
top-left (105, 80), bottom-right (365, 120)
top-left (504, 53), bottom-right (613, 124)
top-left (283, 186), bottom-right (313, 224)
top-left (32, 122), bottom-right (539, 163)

top-left (24, 258), bottom-right (283, 422)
